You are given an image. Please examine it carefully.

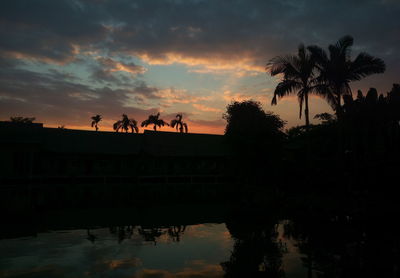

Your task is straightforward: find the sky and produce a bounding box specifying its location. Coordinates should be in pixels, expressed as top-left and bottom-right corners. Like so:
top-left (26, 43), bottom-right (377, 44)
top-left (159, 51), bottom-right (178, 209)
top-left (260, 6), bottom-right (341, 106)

top-left (1, 0), bottom-right (399, 134)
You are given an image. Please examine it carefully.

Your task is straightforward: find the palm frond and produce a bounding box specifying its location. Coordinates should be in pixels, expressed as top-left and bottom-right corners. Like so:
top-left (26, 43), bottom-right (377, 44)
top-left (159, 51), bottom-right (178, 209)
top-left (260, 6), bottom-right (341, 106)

top-left (171, 119), bottom-right (177, 128)
top-left (297, 44), bottom-right (306, 61)
top-left (128, 119), bottom-right (138, 133)
top-left (271, 79), bottom-right (302, 105)
top-left (335, 35), bottom-right (354, 59)
top-left (113, 121), bottom-right (121, 131)
top-left (266, 55), bottom-right (289, 75)
top-left (141, 120), bottom-right (149, 127)
top-left (307, 45), bottom-right (328, 67)
top-left (335, 83), bottom-right (352, 99)
top-left (267, 55), bottom-right (299, 77)
top-left (349, 52), bottom-right (385, 80)
top-left (143, 113), bottom-right (168, 130)
top-left (271, 94), bottom-right (278, 106)
top-left (129, 123), bottom-right (139, 133)
top-left (159, 120), bottom-right (169, 126)
top-left (311, 84), bottom-right (337, 109)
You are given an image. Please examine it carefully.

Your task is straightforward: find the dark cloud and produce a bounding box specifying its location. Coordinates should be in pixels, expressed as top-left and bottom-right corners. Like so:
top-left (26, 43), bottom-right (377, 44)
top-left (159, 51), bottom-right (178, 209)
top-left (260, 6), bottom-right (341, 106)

top-left (0, 65), bottom-right (159, 126)
top-left (102, 0), bottom-right (400, 74)
top-left (2, 0), bottom-right (399, 67)
top-left (0, 0), bottom-right (108, 63)
top-left (132, 81), bottom-right (159, 98)
top-left (90, 57), bottom-right (146, 84)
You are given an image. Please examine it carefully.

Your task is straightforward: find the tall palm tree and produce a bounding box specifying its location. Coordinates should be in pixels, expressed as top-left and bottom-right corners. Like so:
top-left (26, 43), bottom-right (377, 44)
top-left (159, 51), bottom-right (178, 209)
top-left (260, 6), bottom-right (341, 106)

top-left (267, 44), bottom-right (319, 127)
top-left (170, 113), bottom-right (188, 133)
top-left (91, 114), bottom-right (102, 131)
top-left (141, 112), bottom-right (169, 131)
top-left (113, 114), bottom-right (139, 133)
top-left (307, 35), bottom-right (385, 116)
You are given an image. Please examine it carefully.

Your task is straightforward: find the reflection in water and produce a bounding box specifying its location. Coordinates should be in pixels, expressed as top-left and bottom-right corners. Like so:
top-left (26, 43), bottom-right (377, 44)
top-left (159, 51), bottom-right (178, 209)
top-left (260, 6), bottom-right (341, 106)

top-left (109, 225), bottom-right (135, 244)
top-left (283, 213), bottom-right (400, 278)
top-left (1, 207), bottom-right (399, 277)
top-left (168, 225), bottom-right (186, 242)
top-left (0, 223), bottom-right (232, 278)
top-left (221, 214), bottom-right (287, 278)
top-left (137, 226), bottom-right (165, 245)
top-left (86, 229), bottom-right (97, 243)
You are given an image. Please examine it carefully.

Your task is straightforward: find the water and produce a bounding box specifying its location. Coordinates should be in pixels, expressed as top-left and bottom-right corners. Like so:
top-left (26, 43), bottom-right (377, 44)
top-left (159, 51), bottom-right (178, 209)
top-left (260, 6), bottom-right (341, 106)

top-left (0, 206), bottom-right (309, 278)
top-left (0, 224), bottom-right (310, 278)
top-left (3, 205), bottom-right (396, 277)
top-left (0, 224), bottom-right (232, 278)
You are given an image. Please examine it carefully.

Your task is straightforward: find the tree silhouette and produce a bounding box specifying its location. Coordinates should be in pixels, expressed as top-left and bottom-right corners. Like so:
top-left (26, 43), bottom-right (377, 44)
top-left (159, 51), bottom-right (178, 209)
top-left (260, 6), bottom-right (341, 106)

top-left (338, 85), bottom-right (400, 161)
top-left (113, 114), bottom-right (139, 133)
top-left (223, 100), bottom-right (285, 171)
top-left (91, 114), bottom-right (102, 131)
top-left (10, 116), bottom-right (35, 123)
top-left (224, 100), bottom-right (285, 138)
top-left (141, 112), bottom-right (169, 131)
top-left (267, 44), bottom-right (320, 127)
top-left (308, 35), bottom-right (385, 117)
top-left (170, 113), bottom-right (188, 133)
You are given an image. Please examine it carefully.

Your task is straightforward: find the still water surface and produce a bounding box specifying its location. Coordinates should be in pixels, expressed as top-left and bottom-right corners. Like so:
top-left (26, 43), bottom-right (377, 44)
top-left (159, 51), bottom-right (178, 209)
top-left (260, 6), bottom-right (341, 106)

top-left (0, 219), bottom-right (307, 277)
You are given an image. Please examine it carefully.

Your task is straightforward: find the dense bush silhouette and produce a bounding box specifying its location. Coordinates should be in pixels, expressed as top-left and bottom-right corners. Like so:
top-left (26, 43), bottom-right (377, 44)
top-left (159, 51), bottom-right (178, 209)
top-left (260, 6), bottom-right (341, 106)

top-left (224, 100), bottom-right (285, 157)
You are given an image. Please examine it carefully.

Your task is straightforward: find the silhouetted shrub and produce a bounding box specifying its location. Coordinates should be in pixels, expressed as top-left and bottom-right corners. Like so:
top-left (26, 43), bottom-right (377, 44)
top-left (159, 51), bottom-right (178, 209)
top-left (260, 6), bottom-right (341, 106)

top-left (223, 100), bottom-right (286, 171)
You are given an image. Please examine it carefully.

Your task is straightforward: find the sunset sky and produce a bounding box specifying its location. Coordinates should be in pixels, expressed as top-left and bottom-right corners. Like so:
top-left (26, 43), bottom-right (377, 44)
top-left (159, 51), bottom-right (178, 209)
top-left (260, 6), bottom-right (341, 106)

top-left (1, 0), bottom-right (399, 134)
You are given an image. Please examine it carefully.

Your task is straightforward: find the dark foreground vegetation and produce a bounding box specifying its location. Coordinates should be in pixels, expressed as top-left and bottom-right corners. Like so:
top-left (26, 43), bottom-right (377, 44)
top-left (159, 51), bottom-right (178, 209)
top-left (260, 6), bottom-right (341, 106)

top-left (217, 95), bottom-right (400, 277)
top-left (217, 36), bottom-right (400, 277)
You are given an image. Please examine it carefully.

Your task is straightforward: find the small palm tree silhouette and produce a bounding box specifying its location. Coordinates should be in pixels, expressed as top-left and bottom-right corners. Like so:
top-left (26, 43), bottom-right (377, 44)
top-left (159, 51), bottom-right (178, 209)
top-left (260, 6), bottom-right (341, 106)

top-left (91, 115), bottom-right (102, 131)
top-left (113, 114), bottom-right (139, 133)
top-left (141, 112), bottom-right (169, 131)
top-left (170, 114), bottom-right (188, 133)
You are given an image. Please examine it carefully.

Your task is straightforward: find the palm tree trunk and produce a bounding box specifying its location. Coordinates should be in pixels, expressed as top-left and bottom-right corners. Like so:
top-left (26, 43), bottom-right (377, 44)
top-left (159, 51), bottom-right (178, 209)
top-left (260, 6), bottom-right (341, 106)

top-left (335, 90), bottom-right (343, 119)
top-left (305, 93), bottom-right (310, 127)
top-left (335, 91), bottom-right (344, 164)
top-left (305, 91), bottom-right (311, 172)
